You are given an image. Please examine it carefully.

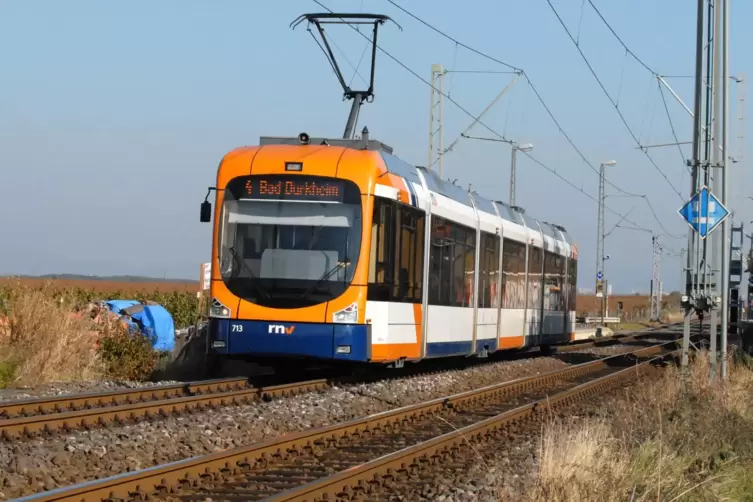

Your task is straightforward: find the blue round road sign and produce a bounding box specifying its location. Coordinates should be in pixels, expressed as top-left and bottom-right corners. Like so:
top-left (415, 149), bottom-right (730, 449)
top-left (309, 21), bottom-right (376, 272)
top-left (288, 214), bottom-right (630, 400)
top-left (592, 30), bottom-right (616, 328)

top-left (596, 271), bottom-right (603, 280)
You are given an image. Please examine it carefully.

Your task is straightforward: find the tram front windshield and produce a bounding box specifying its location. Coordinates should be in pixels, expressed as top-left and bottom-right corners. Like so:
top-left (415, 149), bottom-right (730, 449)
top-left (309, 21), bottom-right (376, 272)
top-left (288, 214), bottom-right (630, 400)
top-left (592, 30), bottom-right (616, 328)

top-left (218, 180), bottom-right (362, 309)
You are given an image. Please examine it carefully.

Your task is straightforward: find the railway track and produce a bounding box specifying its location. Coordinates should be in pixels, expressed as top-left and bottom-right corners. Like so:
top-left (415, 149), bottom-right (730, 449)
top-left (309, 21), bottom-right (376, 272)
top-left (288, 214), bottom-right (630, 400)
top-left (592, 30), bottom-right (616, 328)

top-left (16, 335), bottom-right (697, 502)
top-left (0, 324), bottom-right (689, 439)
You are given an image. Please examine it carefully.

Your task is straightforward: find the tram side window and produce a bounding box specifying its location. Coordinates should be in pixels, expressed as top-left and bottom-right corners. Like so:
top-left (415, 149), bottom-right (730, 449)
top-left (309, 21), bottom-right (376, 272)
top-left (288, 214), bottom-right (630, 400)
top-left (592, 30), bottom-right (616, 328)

top-left (556, 254), bottom-right (566, 311)
top-left (393, 203), bottom-right (425, 302)
top-left (543, 251), bottom-right (565, 311)
top-left (568, 258), bottom-right (578, 311)
top-left (527, 246), bottom-right (543, 310)
top-left (479, 232), bottom-right (500, 308)
top-left (428, 216), bottom-right (476, 307)
top-left (501, 239), bottom-right (526, 309)
top-left (368, 197), bottom-right (425, 303)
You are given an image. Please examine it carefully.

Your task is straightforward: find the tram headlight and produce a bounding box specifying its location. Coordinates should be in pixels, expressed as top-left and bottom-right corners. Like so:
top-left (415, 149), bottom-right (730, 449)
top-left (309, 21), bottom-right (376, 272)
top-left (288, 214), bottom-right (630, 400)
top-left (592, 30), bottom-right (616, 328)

top-left (333, 303), bottom-right (358, 324)
top-left (210, 298), bottom-right (231, 318)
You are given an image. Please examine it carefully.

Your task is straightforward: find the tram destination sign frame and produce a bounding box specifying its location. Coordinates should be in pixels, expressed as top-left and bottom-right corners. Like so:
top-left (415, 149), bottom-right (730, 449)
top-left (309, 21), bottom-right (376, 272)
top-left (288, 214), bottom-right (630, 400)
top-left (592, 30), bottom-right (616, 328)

top-left (234, 175), bottom-right (345, 203)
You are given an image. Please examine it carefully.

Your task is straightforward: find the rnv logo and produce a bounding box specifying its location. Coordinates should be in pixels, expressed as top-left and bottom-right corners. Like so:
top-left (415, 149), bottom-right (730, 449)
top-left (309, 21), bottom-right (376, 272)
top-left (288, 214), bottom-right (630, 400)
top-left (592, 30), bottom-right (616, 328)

top-left (268, 325), bottom-right (295, 335)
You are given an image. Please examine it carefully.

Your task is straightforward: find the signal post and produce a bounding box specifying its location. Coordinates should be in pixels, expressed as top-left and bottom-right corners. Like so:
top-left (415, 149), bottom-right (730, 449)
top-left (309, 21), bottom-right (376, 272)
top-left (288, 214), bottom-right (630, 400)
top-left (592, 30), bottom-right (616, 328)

top-left (680, 0), bottom-right (732, 381)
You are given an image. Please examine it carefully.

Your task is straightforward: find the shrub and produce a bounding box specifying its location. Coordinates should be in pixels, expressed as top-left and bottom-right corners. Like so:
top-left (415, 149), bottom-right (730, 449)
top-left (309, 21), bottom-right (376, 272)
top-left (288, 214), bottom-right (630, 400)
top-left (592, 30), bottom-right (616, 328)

top-left (96, 320), bottom-right (158, 381)
top-left (0, 281), bottom-right (161, 386)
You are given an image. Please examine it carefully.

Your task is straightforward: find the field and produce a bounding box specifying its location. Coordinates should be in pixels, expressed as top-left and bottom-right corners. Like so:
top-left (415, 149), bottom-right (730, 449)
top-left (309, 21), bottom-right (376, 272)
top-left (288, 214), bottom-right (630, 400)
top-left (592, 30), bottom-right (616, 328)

top-left (0, 277), bottom-right (202, 331)
top-left (2, 277), bottom-right (676, 321)
top-left (0, 277), bottom-right (681, 388)
top-left (0, 277), bottom-right (199, 294)
top-left (576, 293), bottom-right (681, 318)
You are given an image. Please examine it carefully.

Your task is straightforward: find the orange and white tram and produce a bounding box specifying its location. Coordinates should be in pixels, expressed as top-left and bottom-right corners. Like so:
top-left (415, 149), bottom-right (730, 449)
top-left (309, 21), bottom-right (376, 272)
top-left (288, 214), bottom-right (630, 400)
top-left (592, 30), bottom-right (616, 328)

top-left (199, 131), bottom-right (578, 368)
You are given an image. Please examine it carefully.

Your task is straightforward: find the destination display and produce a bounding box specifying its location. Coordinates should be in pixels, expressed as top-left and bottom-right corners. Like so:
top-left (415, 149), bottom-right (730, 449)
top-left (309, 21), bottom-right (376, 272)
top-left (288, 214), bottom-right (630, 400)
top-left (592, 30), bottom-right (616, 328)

top-left (237, 176), bottom-right (344, 203)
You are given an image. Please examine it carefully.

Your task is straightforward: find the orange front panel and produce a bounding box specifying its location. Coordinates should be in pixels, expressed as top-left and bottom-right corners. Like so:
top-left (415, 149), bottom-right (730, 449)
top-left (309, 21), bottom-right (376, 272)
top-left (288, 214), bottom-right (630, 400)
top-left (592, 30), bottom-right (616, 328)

top-left (211, 148), bottom-right (258, 282)
top-left (335, 149), bottom-right (384, 193)
top-left (209, 278), bottom-right (241, 318)
top-left (209, 144), bottom-right (384, 324)
top-left (375, 172), bottom-right (411, 204)
top-left (326, 286), bottom-right (367, 324)
top-left (250, 145), bottom-right (345, 178)
top-left (237, 297), bottom-right (329, 323)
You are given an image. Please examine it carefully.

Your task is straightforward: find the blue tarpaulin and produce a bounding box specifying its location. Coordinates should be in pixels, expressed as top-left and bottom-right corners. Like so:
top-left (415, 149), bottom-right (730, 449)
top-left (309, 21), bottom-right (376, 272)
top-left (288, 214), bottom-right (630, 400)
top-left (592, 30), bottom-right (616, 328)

top-left (104, 300), bottom-right (175, 352)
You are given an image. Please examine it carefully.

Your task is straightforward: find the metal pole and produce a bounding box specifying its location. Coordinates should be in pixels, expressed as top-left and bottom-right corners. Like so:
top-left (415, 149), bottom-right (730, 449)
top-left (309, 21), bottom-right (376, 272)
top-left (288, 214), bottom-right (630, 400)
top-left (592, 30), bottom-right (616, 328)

top-left (428, 67), bottom-right (435, 169)
top-left (650, 237), bottom-right (655, 318)
top-left (438, 70), bottom-right (444, 179)
top-left (596, 163), bottom-right (602, 312)
top-left (748, 231), bottom-right (753, 321)
top-left (683, 0), bottom-right (706, 368)
top-left (709, 0), bottom-right (724, 381)
top-left (651, 235), bottom-right (661, 321)
top-left (681, 247), bottom-right (687, 292)
top-left (721, 0), bottom-right (730, 380)
top-left (510, 145), bottom-right (517, 206)
top-left (442, 74), bottom-right (521, 159)
top-left (343, 93), bottom-right (363, 139)
top-left (598, 163), bottom-right (606, 326)
top-left (429, 64), bottom-right (444, 175)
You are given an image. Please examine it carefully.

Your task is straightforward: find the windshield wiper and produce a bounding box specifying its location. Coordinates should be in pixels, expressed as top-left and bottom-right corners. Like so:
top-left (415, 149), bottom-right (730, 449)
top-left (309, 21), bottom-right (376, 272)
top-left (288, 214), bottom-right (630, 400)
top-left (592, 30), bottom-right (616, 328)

top-left (297, 258), bottom-right (351, 301)
top-left (225, 246), bottom-right (271, 299)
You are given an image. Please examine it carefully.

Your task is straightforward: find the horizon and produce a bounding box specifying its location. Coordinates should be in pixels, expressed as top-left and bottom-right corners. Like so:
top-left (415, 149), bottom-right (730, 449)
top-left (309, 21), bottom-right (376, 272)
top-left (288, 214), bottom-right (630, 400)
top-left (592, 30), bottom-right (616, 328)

top-left (1, 273), bottom-right (680, 296)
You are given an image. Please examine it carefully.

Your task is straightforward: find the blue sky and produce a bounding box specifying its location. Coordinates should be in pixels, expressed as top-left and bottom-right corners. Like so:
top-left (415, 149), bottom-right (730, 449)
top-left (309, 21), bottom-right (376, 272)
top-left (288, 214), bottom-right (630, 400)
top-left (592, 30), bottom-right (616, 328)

top-left (0, 0), bottom-right (750, 293)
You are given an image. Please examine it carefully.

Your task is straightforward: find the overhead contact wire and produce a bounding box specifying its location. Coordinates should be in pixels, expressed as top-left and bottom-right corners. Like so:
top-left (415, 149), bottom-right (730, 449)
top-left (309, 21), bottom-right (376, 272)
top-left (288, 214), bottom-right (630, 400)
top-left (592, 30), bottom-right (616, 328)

top-left (313, 0), bottom-right (662, 236)
top-left (384, 0), bottom-right (679, 236)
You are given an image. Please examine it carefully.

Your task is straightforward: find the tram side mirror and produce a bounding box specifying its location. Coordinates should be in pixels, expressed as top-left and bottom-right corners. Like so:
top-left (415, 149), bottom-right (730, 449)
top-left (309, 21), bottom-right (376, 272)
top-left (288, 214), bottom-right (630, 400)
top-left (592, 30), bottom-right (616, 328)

top-left (200, 200), bottom-right (212, 223)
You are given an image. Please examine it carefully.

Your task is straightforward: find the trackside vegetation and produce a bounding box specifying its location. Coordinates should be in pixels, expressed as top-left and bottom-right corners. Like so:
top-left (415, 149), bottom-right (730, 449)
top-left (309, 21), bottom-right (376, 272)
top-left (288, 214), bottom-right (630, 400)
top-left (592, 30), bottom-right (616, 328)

top-left (0, 281), bottom-right (172, 387)
top-left (521, 351), bottom-right (753, 501)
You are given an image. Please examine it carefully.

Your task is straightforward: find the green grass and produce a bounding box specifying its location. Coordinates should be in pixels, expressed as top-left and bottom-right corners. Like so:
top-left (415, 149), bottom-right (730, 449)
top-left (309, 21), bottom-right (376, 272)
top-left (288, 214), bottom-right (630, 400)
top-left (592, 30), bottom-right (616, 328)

top-left (0, 360), bottom-right (18, 389)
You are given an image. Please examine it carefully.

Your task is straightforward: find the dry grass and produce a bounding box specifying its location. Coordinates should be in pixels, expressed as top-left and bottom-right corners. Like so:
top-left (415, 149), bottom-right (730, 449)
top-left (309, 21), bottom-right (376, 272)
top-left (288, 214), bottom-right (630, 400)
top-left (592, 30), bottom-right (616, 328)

top-left (0, 277), bottom-right (201, 329)
top-left (522, 352), bottom-right (753, 501)
top-left (0, 281), bottom-right (158, 387)
top-left (0, 282), bottom-right (104, 386)
top-left (0, 277), bottom-right (198, 293)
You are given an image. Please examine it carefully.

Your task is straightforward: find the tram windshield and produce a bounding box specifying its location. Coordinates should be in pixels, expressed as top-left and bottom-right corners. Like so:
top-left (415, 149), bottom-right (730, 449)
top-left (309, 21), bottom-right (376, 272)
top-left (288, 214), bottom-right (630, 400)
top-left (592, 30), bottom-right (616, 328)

top-left (218, 175), bottom-right (362, 309)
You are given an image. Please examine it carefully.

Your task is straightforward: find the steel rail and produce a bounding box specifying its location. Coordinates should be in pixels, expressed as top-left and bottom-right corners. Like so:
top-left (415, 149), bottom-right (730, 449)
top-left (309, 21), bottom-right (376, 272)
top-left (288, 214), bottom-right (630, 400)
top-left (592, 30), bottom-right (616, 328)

top-left (555, 330), bottom-right (658, 352)
top-left (268, 348), bottom-right (680, 502)
top-left (0, 325), bottom-right (680, 436)
top-left (14, 339), bottom-right (687, 502)
top-left (0, 377), bottom-right (251, 419)
top-left (0, 379), bottom-right (330, 439)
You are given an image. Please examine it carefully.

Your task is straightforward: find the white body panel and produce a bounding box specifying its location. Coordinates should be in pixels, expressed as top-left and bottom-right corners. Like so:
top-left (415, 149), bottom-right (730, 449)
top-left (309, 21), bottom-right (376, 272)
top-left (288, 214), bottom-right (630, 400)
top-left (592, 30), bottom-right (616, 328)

top-left (500, 309), bottom-right (526, 343)
top-left (365, 157), bottom-right (577, 361)
top-left (425, 306), bottom-right (474, 344)
top-left (366, 301), bottom-right (418, 345)
top-left (430, 194), bottom-right (477, 229)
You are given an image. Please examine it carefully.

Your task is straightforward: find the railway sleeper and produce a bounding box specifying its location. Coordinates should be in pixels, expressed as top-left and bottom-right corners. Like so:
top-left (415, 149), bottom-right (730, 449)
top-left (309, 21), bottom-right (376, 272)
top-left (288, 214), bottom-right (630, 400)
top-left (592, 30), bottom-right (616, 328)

top-left (12, 342), bottom-right (687, 501)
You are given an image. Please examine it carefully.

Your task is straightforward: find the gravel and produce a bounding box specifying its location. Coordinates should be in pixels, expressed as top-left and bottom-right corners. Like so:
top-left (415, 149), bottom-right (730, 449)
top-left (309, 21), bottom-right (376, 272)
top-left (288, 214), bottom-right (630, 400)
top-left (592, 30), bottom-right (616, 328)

top-left (0, 341), bottom-right (662, 500)
top-left (0, 379), bottom-right (184, 402)
top-left (570, 344), bottom-right (648, 356)
top-left (406, 373), bottom-right (655, 502)
top-left (0, 355), bottom-right (571, 500)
